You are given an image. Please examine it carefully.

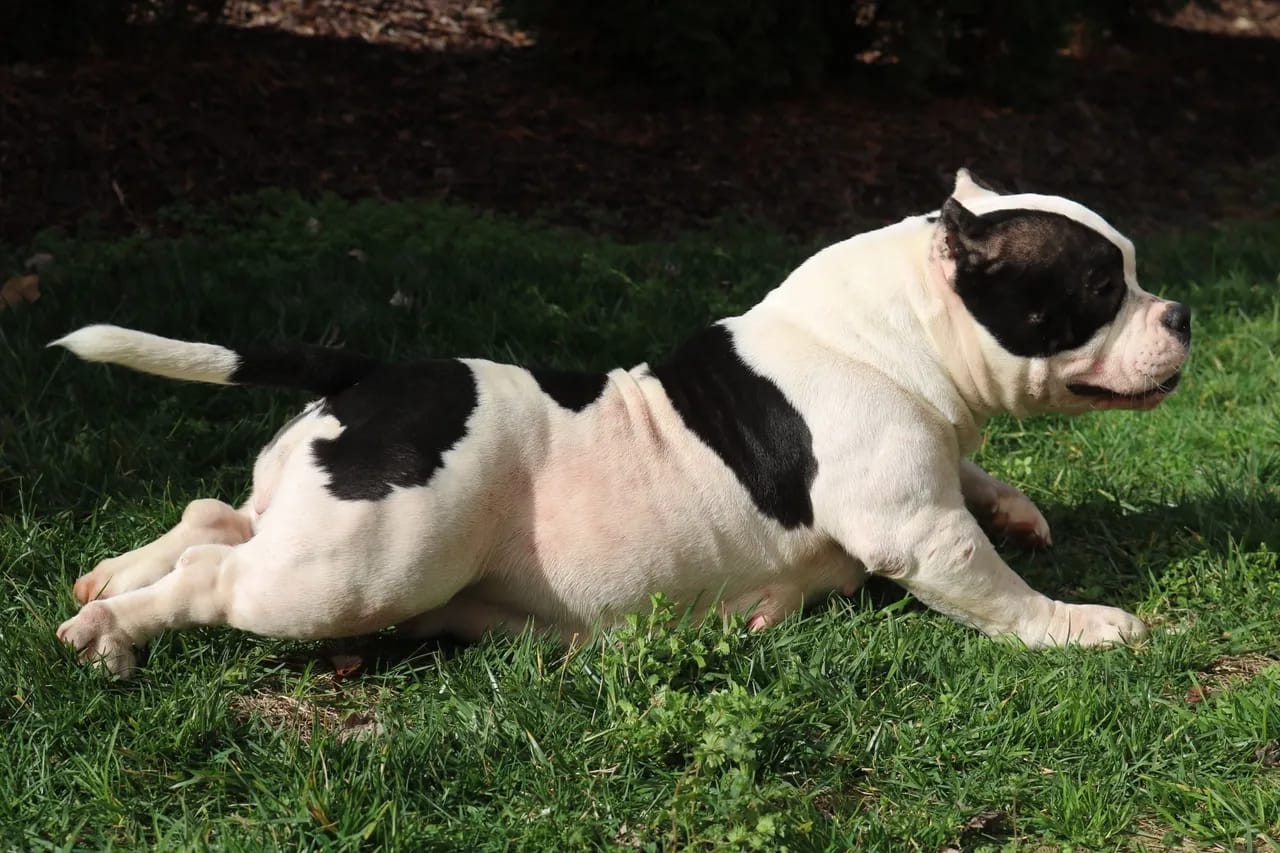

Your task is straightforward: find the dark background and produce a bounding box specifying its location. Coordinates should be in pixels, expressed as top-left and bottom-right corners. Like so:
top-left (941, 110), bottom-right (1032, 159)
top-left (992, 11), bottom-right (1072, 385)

top-left (1, 0), bottom-right (1277, 246)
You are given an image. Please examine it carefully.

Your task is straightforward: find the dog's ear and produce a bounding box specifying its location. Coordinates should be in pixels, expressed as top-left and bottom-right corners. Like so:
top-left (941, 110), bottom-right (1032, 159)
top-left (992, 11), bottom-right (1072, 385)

top-left (952, 168), bottom-right (1003, 204)
top-left (941, 196), bottom-right (997, 269)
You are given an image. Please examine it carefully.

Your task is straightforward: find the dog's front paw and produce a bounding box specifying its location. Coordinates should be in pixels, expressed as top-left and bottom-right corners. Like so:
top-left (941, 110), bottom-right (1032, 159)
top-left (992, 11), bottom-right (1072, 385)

top-left (986, 491), bottom-right (1052, 549)
top-left (1024, 601), bottom-right (1147, 648)
top-left (56, 602), bottom-right (138, 678)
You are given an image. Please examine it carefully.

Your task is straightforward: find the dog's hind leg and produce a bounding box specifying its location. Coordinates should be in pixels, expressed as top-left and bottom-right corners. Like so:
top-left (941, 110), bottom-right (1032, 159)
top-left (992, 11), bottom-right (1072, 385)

top-left (57, 530), bottom-right (469, 678)
top-left (60, 540), bottom-right (311, 678)
top-left (73, 499), bottom-right (253, 605)
top-left (61, 542), bottom-right (250, 677)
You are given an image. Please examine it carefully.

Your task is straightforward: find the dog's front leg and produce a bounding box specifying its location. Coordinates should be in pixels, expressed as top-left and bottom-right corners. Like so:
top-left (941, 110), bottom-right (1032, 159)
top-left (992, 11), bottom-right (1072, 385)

top-left (842, 504), bottom-right (1144, 647)
top-left (959, 460), bottom-right (1051, 549)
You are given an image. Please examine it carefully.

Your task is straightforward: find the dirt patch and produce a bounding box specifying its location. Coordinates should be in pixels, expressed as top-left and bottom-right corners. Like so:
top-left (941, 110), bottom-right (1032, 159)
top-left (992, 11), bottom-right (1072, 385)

top-left (230, 689), bottom-right (384, 741)
top-left (1167, 0), bottom-right (1280, 37)
top-left (1184, 652), bottom-right (1279, 704)
top-left (226, 0), bottom-right (531, 51)
top-left (229, 652), bottom-right (386, 741)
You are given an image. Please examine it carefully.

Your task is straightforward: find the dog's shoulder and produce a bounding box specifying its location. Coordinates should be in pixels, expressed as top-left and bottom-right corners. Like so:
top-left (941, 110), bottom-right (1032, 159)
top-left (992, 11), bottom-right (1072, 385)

top-left (648, 321), bottom-right (818, 529)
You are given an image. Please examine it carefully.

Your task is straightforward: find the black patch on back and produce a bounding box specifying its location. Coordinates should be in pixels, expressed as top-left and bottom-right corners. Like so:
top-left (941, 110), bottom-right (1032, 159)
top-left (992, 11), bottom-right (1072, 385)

top-left (312, 360), bottom-right (477, 501)
top-left (942, 201), bottom-right (1127, 357)
top-left (531, 368), bottom-right (609, 412)
top-left (651, 324), bottom-right (817, 529)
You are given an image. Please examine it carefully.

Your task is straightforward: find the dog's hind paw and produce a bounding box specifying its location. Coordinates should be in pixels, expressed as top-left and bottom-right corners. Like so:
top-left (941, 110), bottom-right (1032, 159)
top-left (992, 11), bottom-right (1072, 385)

top-left (72, 559), bottom-right (114, 605)
top-left (56, 602), bottom-right (138, 678)
top-left (73, 553), bottom-right (168, 605)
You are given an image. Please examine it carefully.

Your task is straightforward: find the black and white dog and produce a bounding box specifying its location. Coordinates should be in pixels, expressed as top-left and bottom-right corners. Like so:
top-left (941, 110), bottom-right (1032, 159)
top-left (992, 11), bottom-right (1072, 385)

top-left (53, 170), bottom-right (1191, 678)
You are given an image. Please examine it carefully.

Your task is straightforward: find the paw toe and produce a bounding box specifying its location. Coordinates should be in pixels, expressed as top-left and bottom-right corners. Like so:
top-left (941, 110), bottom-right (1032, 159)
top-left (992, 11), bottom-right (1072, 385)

top-left (57, 603), bottom-right (138, 678)
top-left (72, 571), bottom-right (105, 605)
top-left (72, 555), bottom-right (123, 605)
top-left (990, 496), bottom-right (1052, 549)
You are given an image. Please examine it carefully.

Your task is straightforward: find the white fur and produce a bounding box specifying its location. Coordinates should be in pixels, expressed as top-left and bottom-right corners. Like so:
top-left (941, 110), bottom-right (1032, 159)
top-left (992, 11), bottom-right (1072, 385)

top-left (51, 325), bottom-right (239, 385)
top-left (56, 173), bottom-right (1187, 677)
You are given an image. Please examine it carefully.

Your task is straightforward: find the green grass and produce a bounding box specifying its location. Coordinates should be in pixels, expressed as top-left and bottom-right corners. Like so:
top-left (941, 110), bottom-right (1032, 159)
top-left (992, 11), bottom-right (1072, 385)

top-left (1, 192), bottom-right (1278, 850)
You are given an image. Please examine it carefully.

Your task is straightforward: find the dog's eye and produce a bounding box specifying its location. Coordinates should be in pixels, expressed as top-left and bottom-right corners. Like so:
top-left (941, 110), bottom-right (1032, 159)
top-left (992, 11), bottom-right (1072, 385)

top-left (1084, 269), bottom-right (1115, 295)
top-left (1027, 310), bottom-right (1045, 325)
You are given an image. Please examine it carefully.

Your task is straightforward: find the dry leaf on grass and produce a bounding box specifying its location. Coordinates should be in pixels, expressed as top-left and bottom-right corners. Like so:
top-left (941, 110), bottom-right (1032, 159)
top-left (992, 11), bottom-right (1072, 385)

top-left (24, 252), bottom-right (54, 273)
top-left (327, 652), bottom-right (364, 679)
top-left (340, 710), bottom-right (384, 739)
top-left (1, 274), bottom-right (40, 310)
top-left (940, 809), bottom-right (1009, 851)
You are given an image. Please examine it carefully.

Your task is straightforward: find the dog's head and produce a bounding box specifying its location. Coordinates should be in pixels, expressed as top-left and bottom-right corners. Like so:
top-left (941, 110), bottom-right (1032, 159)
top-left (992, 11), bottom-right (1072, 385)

top-left (935, 169), bottom-right (1190, 414)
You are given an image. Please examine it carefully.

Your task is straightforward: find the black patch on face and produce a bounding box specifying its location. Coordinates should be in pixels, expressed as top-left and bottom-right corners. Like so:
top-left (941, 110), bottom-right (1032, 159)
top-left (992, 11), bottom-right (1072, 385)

top-left (651, 324), bottom-right (817, 529)
top-left (312, 360), bottom-right (477, 501)
top-left (530, 368), bottom-right (609, 413)
top-left (941, 199), bottom-right (1128, 357)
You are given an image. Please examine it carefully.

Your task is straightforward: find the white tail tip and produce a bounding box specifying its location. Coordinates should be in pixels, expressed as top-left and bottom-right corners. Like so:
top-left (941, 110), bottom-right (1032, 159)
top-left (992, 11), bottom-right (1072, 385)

top-left (50, 324), bottom-right (240, 385)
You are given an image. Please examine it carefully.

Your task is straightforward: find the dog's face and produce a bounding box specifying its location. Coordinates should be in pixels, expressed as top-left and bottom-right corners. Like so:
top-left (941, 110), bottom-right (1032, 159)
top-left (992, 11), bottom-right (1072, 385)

top-left (939, 170), bottom-right (1190, 414)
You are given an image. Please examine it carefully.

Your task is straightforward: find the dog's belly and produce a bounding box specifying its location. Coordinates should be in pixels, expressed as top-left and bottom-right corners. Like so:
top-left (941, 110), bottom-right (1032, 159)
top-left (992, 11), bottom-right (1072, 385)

top-left (473, 529), bottom-right (864, 635)
top-left (483, 524), bottom-right (832, 625)
top-left (452, 367), bottom-right (862, 632)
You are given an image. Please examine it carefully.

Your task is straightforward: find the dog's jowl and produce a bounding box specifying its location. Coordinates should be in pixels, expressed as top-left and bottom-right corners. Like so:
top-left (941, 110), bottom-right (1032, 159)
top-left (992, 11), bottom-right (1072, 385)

top-left (53, 169), bottom-right (1191, 677)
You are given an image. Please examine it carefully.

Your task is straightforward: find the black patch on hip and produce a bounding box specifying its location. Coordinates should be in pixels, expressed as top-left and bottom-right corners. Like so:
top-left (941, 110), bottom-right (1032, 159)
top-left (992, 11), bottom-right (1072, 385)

top-left (531, 368), bottom-right (609, 412)
top-left (651, 324), bottom-right (817, 529)
top-left (312, 360), bottom-right (477, 501)
top-left (944, 205), bottom-right (1128, 357)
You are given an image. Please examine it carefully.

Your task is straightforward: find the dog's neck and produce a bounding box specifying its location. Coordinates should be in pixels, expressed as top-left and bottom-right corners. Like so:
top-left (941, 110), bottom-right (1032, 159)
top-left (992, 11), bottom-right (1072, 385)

top-left (752, 217), bottom-right (1005, 452)
top-left (913, 224), bottom-right (1049, 422)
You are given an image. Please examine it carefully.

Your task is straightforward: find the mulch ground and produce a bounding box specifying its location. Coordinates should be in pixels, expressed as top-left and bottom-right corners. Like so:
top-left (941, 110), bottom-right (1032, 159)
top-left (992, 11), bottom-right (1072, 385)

top-left (1, 0), bottom-right (1278, 246)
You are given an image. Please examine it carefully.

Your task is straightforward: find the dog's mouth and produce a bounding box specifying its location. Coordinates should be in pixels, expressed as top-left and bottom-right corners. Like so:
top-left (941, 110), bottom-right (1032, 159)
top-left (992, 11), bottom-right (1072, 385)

top-left (1067, 371), bottom-right (1181, 409)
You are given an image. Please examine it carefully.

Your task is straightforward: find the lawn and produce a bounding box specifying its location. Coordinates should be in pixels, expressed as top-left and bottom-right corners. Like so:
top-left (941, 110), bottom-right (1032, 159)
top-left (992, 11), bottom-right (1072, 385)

top-left (1, 193), bottom-right (1278, 850)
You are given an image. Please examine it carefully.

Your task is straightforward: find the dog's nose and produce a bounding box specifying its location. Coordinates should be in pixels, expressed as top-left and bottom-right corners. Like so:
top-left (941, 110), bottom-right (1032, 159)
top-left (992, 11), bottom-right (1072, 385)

top-left (1161, 302), bottom-right (1191, 345)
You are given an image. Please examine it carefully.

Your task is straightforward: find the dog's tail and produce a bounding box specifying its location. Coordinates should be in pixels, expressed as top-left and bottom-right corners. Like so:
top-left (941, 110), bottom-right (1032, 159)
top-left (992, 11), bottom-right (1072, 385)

top-left (50, 324), bottom-right (380, 396)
